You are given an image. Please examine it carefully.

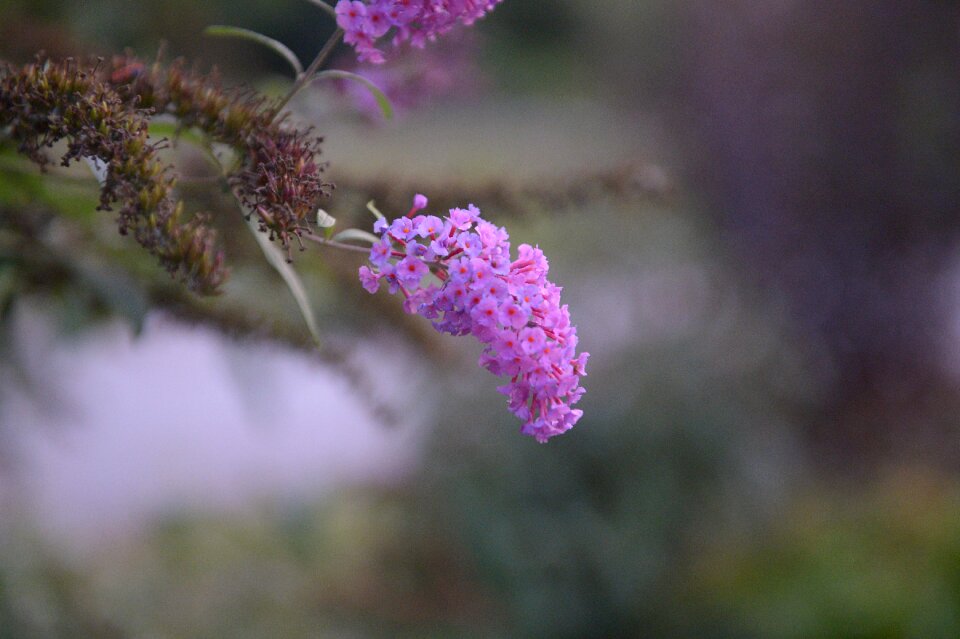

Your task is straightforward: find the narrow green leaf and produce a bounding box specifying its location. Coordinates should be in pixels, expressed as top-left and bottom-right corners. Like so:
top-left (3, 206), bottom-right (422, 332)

top-left (302, 0), bottom-right (338, 19)
top-left (242, 213), bottom-right (323, 348)
top-left (366, 200), bottom-right (385, 221)
top-left (331, 228), bottom-right (380, 245)
top-left (315, 70), bottom-right (394, 120)
top-left (204, 25), bottom-right (304, 77)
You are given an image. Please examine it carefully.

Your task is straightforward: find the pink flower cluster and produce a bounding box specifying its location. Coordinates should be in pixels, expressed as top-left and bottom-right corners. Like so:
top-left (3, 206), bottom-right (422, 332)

top-left (359, 195), bottom-right (588, 442)
top-left (335, 0), bottom-right (504, 63)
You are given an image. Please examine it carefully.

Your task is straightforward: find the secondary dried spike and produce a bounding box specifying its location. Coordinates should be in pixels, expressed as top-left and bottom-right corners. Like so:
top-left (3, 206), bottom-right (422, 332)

top-left (0, 57), bottom-right (227, 293)
top-left (106, 55), bottom-right (331, 252)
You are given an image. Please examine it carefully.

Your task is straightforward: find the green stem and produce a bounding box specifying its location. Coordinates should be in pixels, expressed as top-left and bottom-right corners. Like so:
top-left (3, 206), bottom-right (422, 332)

top-left (271, 28), bottom-right (344, 121)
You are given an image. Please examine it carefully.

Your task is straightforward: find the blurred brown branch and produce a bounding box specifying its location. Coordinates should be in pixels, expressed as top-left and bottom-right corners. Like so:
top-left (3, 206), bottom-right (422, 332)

top-left (330, 160), bottom-right (675, 218)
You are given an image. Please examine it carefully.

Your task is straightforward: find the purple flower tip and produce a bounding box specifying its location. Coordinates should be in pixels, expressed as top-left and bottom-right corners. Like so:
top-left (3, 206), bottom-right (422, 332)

top-left (358, 195), bottom-right (587, 442)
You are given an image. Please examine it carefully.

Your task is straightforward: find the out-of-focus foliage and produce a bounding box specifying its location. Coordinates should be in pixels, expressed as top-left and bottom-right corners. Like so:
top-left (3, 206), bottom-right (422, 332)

top-left (2, 0), bottom-right (960, 638)
top-left (690, 469), bottom-right (960, 639)
top-left (0, 195), bottom-right (809, 637)
top-left (3, 469), bottom-right (960, 638)
top-left (0, 0), bottom-right (333, 80)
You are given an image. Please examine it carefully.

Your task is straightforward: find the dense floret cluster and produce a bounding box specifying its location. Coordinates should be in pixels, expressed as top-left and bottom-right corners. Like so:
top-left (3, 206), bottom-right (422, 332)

top-left (359, 196), bottom-right (587, 442)
top-left (335, 0), bottom-right (504, 63)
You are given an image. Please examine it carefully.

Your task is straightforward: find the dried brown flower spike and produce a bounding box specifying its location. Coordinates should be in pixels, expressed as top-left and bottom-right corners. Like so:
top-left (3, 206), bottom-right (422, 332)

top-left (0, 57), bottom-right (227, 294)
top-left (106, 55), bottom-right (331, 255)
top-left (1, 54), bottom-right (332, 292)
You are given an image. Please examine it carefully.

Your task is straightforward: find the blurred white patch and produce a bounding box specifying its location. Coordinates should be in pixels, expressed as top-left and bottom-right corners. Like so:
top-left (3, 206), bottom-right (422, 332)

top-left (0, 304), bottom-right (427, 553)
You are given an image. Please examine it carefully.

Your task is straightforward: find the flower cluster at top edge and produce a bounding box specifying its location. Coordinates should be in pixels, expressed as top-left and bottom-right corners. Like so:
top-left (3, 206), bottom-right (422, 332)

top-left (335, 0), bottom-right (504, 63)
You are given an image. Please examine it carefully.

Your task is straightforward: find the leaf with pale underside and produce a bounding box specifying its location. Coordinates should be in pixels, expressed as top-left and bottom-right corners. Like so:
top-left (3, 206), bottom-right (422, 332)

top-left (316, 208), bottom-right (336, 228)
top-left (242, 207), bottom-right (323, 348)
top-left (204, 26), bottom-right (305, 78)
top-left (366, 200), bottom-right (385, 221)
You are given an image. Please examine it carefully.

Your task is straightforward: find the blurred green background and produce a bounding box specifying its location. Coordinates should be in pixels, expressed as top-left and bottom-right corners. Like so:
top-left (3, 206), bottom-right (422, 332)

top-left (2, 1), bottom-right (960, 637)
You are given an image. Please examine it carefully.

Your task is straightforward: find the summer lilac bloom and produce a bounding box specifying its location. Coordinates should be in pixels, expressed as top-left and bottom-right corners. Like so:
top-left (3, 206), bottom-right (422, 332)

top-left (359, 195), bottom-right (588, 442)
top-left (335, 0), bottom-right (505, 63)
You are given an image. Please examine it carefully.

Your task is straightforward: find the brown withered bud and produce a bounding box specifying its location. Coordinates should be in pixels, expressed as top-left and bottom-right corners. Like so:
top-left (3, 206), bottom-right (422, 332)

top-left (105, 55), bottom-right (331, 253)
top-left (234, 130), bottom-right (327, 250)
top-left (0, 57), bottom-right (227, 294)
